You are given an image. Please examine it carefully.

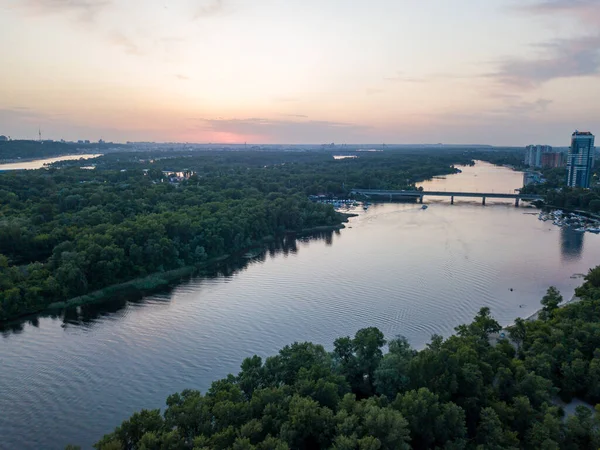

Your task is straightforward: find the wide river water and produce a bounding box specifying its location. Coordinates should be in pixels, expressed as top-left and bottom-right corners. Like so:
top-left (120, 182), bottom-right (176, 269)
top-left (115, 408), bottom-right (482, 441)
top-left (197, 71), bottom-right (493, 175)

top-left (1, 161), bottom-right (599, 449)
top-left (0, 154), bottom-right (101, 170)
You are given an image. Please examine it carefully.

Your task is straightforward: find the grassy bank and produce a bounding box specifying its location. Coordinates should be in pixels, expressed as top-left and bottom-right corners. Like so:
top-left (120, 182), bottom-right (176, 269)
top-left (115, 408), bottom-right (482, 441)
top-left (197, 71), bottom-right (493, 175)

top-left (46, 265), bottom-right (210, 311)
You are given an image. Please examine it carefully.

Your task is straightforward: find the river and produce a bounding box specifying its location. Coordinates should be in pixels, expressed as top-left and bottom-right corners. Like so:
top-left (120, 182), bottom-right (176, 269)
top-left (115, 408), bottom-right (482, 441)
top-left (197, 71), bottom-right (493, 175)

top-left (0, 161), bottom-right (598, 449)
top-left (0, 154), bottom-right (101, 170)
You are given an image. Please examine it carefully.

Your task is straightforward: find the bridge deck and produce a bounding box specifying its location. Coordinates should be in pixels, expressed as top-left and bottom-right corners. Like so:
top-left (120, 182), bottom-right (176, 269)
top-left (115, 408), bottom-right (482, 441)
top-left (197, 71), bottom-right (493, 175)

top-left (350, 189), bottom-right (543, 200)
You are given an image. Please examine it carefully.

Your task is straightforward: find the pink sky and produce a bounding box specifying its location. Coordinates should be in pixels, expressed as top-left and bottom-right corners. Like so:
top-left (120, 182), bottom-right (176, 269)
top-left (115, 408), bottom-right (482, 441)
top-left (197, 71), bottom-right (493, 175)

top-left (1, 0), bottom-right (599, 145)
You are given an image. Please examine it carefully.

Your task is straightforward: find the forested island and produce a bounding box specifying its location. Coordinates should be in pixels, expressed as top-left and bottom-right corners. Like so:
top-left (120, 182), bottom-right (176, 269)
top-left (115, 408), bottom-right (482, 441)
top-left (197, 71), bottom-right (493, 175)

top-left (0, 148), bottom-right (478, 321)
top-left (82, 268), bottom-right (600, 450)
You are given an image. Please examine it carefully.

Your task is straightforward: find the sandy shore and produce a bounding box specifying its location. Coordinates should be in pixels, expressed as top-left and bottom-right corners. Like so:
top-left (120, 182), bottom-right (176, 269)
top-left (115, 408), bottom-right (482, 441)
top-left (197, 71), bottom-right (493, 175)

top-left (523, 293), bottom-right (581, 322)
top-left (488, 293), bottom-right (581, 346)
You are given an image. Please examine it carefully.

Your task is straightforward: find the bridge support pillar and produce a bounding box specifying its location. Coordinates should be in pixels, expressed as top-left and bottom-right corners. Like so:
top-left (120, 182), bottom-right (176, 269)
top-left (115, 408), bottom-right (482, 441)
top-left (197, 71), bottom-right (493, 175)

top-left (482, 197), bottom-right (486, 206)
top-left (419, 196), bottom-right (423, 204)
top-left (515, 198), bottom-right (520, 207)
top-left (450, 196), bottom-right (454, 205)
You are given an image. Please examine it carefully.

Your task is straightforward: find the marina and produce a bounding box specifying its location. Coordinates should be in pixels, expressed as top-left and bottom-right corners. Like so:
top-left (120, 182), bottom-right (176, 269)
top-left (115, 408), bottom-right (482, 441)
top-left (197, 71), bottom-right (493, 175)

top-left (538, 210), bottom-right (600, 233)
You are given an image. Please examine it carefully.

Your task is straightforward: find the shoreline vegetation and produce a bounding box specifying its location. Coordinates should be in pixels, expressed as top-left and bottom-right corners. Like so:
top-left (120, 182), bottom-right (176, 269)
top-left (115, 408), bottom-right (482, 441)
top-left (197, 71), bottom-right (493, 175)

top-left (87, 267), bottom-right (600, 450)
top-left (0, 148), bottom-right (480, 323)
top-left (4, 220), bottom-right (350, 324)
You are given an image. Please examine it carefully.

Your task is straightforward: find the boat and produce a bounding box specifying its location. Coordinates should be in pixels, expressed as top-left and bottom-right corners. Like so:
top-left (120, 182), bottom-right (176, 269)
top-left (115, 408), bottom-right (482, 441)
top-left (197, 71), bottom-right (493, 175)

top-left (421, 204), bottom-right (428, 210)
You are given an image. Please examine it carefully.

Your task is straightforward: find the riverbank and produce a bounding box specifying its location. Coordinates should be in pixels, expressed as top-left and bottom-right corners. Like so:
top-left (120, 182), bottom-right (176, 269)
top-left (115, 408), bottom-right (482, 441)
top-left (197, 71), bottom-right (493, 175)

top-left (0, 153), bottom-right (86, 164)
top-left (0, 153), bottom-right (102, 170)
top-left (1, 221), bottom-right (348, 325)
top-left (489, 292), bottom-right (582, 346)
top-left (523, 293), bottom-right (582, 322)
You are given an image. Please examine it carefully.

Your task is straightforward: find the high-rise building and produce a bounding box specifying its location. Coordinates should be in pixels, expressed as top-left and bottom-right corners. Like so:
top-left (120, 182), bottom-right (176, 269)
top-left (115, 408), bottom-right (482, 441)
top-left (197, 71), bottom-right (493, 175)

top-left (525, 144), bottom-right (552, 167)
top-left (541, 152), bottom-right (565, 168)
top-left (566, 131), bottom-right (595, 188)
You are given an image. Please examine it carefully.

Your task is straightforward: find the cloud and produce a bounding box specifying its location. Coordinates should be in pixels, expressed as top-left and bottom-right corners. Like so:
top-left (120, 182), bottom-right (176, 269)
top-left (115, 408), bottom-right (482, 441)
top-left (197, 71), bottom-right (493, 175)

top-left (17, 0), bottom-right (111, 21)
top-left (193, 0), bottom-right (224, 20)
top-left (384, 71), bottom-right (426, 83)
top-left (365, 88), bottom-right (384, 95)
top-left (109, 31), bottom-right (142, 55)
top-left (519, 0), bottom-right (600, 26)
top-left (272, 96), bottom-right (300, 103)
top-left (190, 117), bottom-right (371, 143)
top-left (383, 71), bottom-right (473, 84)
top-left (490, 34), bottom-right (600, 88)
top-left (500, 98), bottom-right (553, 115)
top-left (175, 74), bottom-right (190, 80)
top-left (280, 114), bottom-right (309, 118)
top-left (492, 0), bottom-right (600, 88)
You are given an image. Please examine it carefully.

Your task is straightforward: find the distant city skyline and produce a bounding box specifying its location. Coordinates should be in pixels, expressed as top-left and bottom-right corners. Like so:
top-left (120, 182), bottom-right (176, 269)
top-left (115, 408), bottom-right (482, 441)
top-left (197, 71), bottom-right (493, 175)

top-left (1, 0), bottom-right (599, 145)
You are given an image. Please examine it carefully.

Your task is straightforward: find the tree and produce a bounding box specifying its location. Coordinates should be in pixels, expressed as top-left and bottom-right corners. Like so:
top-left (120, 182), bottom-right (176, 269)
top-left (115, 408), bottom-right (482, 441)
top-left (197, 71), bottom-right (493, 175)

top-left (475, 407), bottom-right (519, 450)
top-left (393, 388), bottom-right (466, 449)
top-left (508, 317), bottom-right (527, 352)
top-left (334, 328), bottom-right (386, 396)
top-left (586, 266), bottom-right (600, 288)
top-left (455, 307), bottom-right (501, 341)
top-left (95, 409), bottom-right (164, 450)
top-left (540, 286), bottom-right (562, 318)
top-left (279, 395), bottom-right (335, 449)
top-left (362, 405), bottom-right (410, 450)
top-left (563, 406), bottom-right (600, 450)
top-left (374, 337), bottom-right (414, 399)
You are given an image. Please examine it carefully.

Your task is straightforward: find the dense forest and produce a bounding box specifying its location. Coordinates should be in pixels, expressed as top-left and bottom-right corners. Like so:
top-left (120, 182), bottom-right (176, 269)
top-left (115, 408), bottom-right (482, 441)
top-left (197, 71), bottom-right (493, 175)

top-left (0, 149), bottom-right (477, 321)
top-left (85, 268), bottom-right (600, 450)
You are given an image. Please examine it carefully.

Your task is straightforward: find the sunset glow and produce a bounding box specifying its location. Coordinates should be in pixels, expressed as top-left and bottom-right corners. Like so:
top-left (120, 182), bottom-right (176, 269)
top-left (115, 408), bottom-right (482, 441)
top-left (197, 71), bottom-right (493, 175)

top-left (1, 0), bottom-right (599, 144)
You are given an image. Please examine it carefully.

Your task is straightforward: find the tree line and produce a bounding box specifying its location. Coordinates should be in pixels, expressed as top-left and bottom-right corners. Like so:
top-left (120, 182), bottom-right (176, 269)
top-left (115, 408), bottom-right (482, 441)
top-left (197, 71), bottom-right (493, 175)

top-left (521, 166), bottom-right (600, 213)
top-left (0, 149), bottom-right (477, 321)
top-left (85, 267), bottom-right (600, 449)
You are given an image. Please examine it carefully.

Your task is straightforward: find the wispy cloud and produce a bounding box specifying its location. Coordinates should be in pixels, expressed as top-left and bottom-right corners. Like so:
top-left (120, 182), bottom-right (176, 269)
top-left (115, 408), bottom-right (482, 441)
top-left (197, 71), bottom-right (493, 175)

top-left (272, 96), bottom-right (301, 103)
top-left (0, 107), bottom-right (73, 129)
top-left (491, 0), bottom-right (600, 88)
top-left (17, 0), bottom-right (111, 21)
top-left (490, 35), bottom-right (600, 88)
top-left (175, 74), bottom-right (190, 80)
top-left (499, 98), bottom-right (553, 115)
top-left (365, 88), bottom-right (384, 95)
top-left (384, 71), bottom-right (473, 84)
top-left (190, 117), bottom-right (370, 142)
top-left (193, 0), bottom-right (225, 20)
top-left (384, 71), bottom-right (426, 83)
top-left (109, 31), bottom-right (142, 55)
top-left (280, 114), bottom-right (309, 118)
top-left (518, 0), bottom-right (600, 26)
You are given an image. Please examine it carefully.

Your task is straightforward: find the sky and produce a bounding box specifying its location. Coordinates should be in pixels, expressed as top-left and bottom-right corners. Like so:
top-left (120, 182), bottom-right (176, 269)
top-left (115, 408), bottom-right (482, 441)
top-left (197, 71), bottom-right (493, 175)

top-left (1, 0), bottom-right (599, 145)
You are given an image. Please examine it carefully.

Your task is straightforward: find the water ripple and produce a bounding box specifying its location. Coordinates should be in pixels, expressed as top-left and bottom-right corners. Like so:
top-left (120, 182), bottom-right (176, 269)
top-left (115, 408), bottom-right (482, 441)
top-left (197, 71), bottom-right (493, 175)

top-left (2, 193), bottom-right (600, 449)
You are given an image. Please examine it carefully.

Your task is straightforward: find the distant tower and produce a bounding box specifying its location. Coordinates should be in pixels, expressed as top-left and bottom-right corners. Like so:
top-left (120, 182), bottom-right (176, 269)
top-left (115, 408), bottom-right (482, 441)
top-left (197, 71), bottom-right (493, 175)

top-left (38, 127), bottom-right (42, 142)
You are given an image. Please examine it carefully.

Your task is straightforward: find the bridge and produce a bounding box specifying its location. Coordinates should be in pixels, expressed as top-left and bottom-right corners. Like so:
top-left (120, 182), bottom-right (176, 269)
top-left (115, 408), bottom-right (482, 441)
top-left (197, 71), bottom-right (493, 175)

top-left (350, 189), bottom-right (545, 206)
